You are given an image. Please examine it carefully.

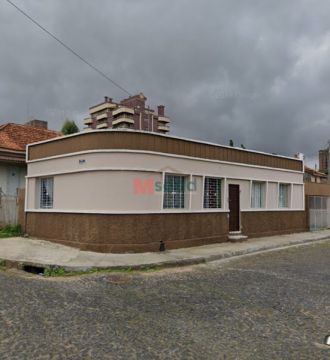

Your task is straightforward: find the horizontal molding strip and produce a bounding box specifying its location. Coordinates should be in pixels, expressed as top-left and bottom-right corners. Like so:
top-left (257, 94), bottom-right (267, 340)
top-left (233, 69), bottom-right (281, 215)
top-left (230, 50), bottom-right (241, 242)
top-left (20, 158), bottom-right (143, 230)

top-left (25, 208), bottom-right (230, 215)
top-left (25, 208), bottom-right (304, 214)
top-left (241, 208), bottom-right (304, 212)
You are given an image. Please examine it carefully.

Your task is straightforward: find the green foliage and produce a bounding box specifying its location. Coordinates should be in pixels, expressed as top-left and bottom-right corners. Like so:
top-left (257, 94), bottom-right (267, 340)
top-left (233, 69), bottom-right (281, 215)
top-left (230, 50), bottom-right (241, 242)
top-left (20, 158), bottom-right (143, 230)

top-left (229, 139), bottom-right (234, 147)
top-left (0, 225), bottom-right (22, 238)
top-left (44, 266), bottom-right (67, 277)
top-left (0, 260), bottom-right (5, 270)
top-left (241, 144), bottom-right (246, 149)
top-left (61, 119), bottom-right (79, 135)
top-left (43, 265), bottom-right (162, 277)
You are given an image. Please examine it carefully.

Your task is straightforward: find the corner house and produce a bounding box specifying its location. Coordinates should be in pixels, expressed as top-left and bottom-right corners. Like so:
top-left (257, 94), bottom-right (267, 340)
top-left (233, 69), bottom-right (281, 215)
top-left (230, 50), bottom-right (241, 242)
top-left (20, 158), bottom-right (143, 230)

top-left (25, 130), bottom-right (306, 253)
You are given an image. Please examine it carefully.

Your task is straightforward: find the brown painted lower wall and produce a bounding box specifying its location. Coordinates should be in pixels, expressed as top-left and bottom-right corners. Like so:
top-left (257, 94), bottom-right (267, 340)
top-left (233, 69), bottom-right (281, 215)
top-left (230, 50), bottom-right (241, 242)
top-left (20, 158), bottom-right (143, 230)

top-left (241, 211), bottom-right (308, 238)
top-left (26, 212), bottom-right (229, 253)
top-left (25, 210), bottom-right (307, 253)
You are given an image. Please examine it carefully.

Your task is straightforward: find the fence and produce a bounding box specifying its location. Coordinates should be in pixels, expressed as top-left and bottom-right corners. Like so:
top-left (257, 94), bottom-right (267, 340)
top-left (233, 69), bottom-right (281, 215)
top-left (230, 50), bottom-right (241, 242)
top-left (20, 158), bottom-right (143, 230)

top-left (0, 188), bottom-right (25, 227)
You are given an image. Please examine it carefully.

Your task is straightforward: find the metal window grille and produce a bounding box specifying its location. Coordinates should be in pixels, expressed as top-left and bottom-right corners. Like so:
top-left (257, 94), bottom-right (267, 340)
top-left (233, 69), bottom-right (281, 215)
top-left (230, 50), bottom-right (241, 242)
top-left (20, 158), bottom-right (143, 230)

top-left (251, 181), bottom-right (265, 208)
top-left (163, 175), bottom-right (185, 209)
top-left (204, 178), bottom-right (222, 208)
top-left (40, 178), bottom-right (53, 209)
top-left (279, 184), bottom-right (289, 208)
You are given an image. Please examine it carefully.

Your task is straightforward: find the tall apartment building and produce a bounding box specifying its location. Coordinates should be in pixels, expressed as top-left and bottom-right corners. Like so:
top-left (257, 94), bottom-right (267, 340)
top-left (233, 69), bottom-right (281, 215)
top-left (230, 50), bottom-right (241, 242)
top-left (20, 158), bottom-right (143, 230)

top-left (83, 93), bottom-right (170, 134)
top-left (319, 148), bottom-right (328, 173)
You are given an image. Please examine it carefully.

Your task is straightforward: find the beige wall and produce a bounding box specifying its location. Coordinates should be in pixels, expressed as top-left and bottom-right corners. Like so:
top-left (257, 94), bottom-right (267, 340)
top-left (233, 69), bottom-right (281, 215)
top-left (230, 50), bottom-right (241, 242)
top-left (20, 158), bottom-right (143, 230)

top-left (267, 182), bottom-right (279, 209)
top-left (191, 176), bottom-right (203, 209)
top-left (26, 150), bottom-right (304, 213)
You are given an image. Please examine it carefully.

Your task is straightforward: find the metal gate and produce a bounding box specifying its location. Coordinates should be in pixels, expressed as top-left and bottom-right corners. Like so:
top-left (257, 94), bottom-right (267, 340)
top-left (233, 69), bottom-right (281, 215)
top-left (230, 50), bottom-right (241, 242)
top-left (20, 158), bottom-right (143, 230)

top-left (308, 196), bottom-right (329, 231)
top-left (0, 188), bottom-right (18, 226)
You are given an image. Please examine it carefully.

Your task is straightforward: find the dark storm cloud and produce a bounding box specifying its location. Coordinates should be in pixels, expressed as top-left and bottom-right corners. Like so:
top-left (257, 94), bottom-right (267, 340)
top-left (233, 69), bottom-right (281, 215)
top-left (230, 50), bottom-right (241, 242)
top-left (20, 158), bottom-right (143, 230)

top-left (1, 0), bottom-right (330, 164)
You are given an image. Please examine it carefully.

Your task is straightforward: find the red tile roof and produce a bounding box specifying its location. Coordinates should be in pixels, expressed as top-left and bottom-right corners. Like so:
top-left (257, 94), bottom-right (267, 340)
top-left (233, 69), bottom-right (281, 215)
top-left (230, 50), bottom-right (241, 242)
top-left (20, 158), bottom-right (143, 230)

top-left (0, 123), bottom-right (61, 152)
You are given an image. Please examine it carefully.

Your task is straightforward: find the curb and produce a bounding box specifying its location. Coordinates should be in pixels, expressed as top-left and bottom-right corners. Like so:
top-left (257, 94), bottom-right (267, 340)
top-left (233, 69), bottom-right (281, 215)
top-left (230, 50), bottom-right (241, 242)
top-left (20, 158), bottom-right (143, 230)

top-left (1, 235), bottom-right (330, 275)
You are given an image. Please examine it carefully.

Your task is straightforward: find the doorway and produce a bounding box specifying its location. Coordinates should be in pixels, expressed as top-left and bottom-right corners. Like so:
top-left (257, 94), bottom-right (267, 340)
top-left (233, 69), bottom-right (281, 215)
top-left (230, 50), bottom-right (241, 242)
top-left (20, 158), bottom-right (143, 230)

top-left (229, 184), bottom-right (240, 232)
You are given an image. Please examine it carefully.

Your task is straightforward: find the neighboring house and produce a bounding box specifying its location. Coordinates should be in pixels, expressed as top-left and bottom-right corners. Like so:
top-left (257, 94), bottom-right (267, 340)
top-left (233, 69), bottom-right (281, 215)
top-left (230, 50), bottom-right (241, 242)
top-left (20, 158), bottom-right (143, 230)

top-left (25, 130), bottom-right (306, 253)
top-left (304, 166), bottom-right (327, 184)
top-left (304, 166), bottom-right (330, 231)
top-left (0, 120), bottom-right (60, 196)
top-left (83, 93), bottom-right (170, 133)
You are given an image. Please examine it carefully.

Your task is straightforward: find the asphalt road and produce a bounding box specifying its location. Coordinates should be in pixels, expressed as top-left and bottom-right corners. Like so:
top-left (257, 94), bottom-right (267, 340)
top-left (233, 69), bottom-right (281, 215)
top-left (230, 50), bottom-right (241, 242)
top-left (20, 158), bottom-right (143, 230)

top-left (0, 241), bottom-right (329, 359)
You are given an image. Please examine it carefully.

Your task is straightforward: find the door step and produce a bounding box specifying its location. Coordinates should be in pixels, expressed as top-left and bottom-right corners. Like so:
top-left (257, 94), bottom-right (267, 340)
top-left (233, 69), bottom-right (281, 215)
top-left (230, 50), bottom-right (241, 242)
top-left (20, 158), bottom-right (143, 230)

top-left (228, 231), bottom-right (248, 243)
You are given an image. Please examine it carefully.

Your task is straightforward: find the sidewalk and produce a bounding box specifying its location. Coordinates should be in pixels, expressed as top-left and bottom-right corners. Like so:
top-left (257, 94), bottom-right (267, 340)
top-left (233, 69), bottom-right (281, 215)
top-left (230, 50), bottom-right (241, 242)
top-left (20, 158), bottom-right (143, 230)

top-left (0, 230), bottom-right (330, 272)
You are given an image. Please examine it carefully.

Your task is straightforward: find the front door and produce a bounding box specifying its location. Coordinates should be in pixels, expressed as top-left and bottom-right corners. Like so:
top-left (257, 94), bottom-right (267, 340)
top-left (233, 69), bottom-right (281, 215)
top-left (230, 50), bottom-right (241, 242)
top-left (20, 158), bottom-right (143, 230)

top-left (229, 184), bottom-right (240, 232)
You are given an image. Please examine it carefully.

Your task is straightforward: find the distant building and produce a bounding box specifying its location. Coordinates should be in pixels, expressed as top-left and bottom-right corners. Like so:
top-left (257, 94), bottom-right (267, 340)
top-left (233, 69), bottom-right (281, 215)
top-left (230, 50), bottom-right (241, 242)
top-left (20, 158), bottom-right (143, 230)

top-left (83, 93), bottom-right (170, 134)
top-left (304, 166), bottom-right (327, 184)
top-left (319, 148), bottom-right (328, 173)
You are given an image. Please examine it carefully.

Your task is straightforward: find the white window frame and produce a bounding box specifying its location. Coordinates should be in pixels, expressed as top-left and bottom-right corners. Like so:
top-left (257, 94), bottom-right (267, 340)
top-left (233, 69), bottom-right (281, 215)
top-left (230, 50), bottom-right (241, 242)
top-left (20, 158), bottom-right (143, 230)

top-left (39, 177), bottom-right (54, 209)
top-left (278, 183), bottom-right (290, 208)
top-left (251, 181), bottom-right (266, 209)
top-left (163, 174), bottom-right (187, 209)
top-left (203, 177), bottom-right (222, 209)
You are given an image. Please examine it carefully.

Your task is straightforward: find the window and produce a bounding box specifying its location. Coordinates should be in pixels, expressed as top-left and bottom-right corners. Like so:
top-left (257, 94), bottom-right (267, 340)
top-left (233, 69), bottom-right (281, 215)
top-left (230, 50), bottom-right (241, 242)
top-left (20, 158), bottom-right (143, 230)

top-left (279, 183), bottom-right (290, 208)
top-left (163, 175), bottom-right (185, 209)
top-left (40, 177), bottom-right (53, 209)
top-left (251, 181), bottom-right (266, 208)
top-left (204, 177), bottom-right (222, 208)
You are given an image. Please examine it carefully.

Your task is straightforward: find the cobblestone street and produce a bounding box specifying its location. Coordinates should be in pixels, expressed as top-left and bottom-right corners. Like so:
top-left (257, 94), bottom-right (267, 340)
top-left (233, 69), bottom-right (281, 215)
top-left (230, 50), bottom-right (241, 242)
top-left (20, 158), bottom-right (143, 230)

top-left (0, 241), bottom-right (329, 359)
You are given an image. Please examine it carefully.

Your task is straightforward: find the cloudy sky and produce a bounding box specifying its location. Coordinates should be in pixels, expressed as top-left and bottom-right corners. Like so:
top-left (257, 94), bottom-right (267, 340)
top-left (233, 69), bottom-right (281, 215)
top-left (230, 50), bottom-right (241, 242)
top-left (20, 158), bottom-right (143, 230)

top-left (1, 0), bottom-right (330, 165)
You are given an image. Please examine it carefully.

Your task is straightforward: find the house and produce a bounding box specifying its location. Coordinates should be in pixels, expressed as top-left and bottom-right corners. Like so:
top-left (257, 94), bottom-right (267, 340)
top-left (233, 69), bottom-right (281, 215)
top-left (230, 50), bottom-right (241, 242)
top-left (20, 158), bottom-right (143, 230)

top-left (83, 93), bottom-right (170, 133)
top-left (0, 120), bottom-right (60, 196)
top-left (304, 166), bottom-right (330, 231)
top-left (24, 130), bottom-right (306, 253)
top-left (304, 166), bottom-right (327, 184)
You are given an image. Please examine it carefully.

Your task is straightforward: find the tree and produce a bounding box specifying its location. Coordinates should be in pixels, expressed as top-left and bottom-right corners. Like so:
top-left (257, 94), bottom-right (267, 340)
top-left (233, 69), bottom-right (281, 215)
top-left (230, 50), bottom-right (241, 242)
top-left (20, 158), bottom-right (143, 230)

top-left (229, 139), bottom-right (234, 147)
top-left (61, 119), bottom-right (79, 135)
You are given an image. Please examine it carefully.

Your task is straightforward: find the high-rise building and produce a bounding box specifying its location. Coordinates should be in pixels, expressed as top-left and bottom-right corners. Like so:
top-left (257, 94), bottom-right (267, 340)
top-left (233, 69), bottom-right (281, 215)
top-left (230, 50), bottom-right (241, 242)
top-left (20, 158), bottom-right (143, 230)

top-left (83, 93), bottom-right (170, 134)
top-left (319, 149), bottom-right (328, 173)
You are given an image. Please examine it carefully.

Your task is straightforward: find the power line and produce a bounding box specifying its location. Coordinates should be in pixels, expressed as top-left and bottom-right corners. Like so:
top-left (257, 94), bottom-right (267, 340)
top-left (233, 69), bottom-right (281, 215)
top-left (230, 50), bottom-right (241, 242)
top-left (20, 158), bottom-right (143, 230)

top-left (5, 0), bottom-right (132, 96)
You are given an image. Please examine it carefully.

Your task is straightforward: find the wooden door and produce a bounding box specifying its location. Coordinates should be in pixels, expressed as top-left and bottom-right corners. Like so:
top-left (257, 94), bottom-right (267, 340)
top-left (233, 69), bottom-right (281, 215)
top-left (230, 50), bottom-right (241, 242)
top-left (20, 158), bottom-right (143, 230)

top-left (229, 184), bottom-right (240, 232)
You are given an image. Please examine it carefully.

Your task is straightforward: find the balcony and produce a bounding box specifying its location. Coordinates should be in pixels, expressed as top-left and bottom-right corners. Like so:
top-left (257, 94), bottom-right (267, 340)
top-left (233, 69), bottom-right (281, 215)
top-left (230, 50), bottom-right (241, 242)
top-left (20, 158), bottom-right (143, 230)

top-left (158, 124), bottom-right (170, 132)
top-left (112, 117), bottom-right (135, 126)
top-left (96, 113), bottom-right (108, 121)
top-left (84, 117), bottom-right (93, 125)
top-left (89, 102), bottom-right (116, 114)
top-left (158, 116), bottom-right (170, 123)
top-left (96, 122), bottom-right (108, 129)
top-left (112, 106), bottom-right (134, 116)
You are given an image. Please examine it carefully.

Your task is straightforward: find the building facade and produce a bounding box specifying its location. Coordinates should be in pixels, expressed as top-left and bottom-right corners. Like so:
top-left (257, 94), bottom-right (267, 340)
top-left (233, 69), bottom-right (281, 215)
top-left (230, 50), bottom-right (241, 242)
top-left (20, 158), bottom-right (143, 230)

top-left (84, 93), bottom-right (170, 134)
top-left (25, 130), bottom-right (306, 253)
